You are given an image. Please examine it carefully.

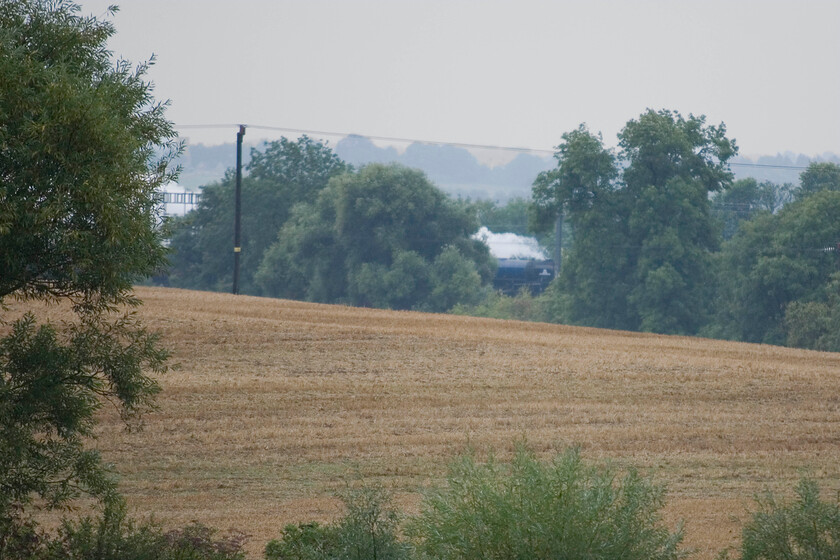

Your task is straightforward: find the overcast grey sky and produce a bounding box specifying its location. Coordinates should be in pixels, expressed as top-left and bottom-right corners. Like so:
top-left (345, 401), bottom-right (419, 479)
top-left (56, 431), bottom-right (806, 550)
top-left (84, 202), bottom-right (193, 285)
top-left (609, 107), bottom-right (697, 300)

top-left (77, 0), bottom-right (840, 158)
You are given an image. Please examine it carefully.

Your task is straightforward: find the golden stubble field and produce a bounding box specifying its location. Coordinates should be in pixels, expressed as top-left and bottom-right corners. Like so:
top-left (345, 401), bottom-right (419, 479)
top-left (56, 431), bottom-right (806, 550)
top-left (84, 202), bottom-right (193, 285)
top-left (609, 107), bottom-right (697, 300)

top-left (14, 286), bottom-right (840, 559)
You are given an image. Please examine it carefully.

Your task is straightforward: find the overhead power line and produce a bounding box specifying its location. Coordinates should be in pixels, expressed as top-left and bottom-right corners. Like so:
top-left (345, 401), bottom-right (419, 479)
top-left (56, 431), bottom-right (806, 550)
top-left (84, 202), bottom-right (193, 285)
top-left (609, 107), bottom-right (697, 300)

top-left (729, 162), bottom-right (809, 170)
top-left (173, 123), bottom-right (813, 170)
top-left (175, 123), bottom-right (554, 156)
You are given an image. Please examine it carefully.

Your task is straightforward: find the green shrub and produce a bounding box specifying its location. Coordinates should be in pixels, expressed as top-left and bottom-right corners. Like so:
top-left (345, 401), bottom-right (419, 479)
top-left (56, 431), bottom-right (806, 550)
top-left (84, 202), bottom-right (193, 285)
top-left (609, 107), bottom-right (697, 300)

top-left (265, 485), bottom-right (410, 560)
top-left (451, 288), bottom-right (553, 323)
top-left (44, 500), bottom-right (161, 560)
top-left (26, 499), bottom-right (247, 560)
top-left (0, 504), bottom-right (47, 559)
top-left (163, 523), bottom-right (248, 560)
top-left (727, 478), bottom-right (840, 560)
top-left (407, 445), bottom-right (684, 560)
top-left (264, 522), bottom-right (338, 560)
top-left (334, 485), bottom-right (410, 560)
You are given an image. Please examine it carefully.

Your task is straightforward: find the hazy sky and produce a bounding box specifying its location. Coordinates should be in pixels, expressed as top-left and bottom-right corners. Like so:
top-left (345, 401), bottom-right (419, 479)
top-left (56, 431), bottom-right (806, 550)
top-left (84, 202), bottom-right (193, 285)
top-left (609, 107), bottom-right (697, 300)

top-left (77, 0), bottom-right (840, 158)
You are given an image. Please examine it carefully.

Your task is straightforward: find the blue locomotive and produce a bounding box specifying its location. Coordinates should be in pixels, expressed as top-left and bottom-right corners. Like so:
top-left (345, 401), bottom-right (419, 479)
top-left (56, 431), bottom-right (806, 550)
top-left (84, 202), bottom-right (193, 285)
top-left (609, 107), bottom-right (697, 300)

top-left (493, 258), bottom-right (555, 295)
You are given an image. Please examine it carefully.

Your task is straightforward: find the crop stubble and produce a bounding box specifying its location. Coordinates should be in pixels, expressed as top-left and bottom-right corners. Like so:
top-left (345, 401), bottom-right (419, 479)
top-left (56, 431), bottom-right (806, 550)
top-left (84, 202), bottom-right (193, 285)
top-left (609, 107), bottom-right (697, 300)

top-left (13, 286), bottom-right (840, 559)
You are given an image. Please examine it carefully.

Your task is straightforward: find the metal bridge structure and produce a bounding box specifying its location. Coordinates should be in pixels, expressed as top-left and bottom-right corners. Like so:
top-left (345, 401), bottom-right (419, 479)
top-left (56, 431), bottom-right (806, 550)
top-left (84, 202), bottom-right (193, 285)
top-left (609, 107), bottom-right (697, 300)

top-left (158, 190), bottom-right (202, 217)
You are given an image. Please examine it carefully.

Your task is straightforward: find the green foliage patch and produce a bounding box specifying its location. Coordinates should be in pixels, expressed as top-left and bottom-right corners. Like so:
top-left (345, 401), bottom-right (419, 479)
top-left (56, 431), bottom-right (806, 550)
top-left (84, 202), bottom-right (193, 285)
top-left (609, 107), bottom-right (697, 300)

top-left (408, 445), bottom-right (684, 560)
top-left (0, 499), bottom-right (247, 560)
top-left (722, 478), bottom-right (840, 560)
top-left (1, 0), bottom-right (174, 547)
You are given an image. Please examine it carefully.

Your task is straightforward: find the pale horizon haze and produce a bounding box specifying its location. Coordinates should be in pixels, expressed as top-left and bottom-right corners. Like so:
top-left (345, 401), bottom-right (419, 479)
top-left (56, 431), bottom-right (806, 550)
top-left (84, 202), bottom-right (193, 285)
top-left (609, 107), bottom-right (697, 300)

top-left (76, 0), bottom-right (840, 158)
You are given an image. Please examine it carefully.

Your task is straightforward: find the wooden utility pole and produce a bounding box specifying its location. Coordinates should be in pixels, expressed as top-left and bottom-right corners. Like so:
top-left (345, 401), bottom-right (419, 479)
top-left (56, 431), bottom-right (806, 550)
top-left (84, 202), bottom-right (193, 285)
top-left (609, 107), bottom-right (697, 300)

top-left (232, 125), bottom-right (245, 294)
top-left (553, 212), bottom-right (563, 277)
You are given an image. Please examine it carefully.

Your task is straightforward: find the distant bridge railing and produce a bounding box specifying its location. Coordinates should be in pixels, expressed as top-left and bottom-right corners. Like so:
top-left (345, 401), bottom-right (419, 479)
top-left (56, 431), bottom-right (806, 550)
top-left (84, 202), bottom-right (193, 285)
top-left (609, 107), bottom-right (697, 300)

top-left (159, 191), bottom-right (202, 205)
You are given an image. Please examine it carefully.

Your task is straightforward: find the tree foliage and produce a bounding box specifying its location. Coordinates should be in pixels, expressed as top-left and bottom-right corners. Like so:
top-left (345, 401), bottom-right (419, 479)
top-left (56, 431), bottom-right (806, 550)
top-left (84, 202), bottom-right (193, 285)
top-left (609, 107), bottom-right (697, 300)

top-left (797, 161), bottom-right (840, 200)
top-left (530, 124), bottom-right (840, 349)
top-left (0, 0), bottom-right (175, 542)
top-left (534, 127), bottom-right (631, 329)
top-left (784, 279), bottom-right (840, 353)
top-left (1, 498), bottom-right (248, 560)
top-left (728, 478), bottom-right (840, 560)
top-left (0, 1), bottom-right (175, 303)
top-left (538, 110), bottom-right (737, 335)
top-left (708, 190), bottom-right (840, 345)
top-left (256, 164), bottom-right (494, 311)
top-left (530, 124), bottom-right (618, 235)
top-left (408, 445), bottom-right (684, 560)
top-left (711, 178), bottom-right (785, 240)
top-left (167, 136), bottom-right (349, 294)
top-left (618, 110), bottom-right (737, 334)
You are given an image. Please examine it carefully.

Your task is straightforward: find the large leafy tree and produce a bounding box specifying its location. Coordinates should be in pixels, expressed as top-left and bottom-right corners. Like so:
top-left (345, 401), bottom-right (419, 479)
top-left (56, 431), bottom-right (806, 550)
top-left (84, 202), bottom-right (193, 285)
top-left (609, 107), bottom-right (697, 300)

top-left (531, 124), bottom-right (618, 234)
top-left (535, 110), bottom-right (737, 334)
top-left (794, 161), bottom-right (840, 201)
top-left (713, 165), bottom-right (840, 348)
top-left (532, 125), bottom-right (618, 275)
top-left (167, 136), bottom-right (349, 294)
top-left (618, 110), bottom-right (737, 334)
top-left (256, 163), bottom-right (495, 311)
top-left (530, 126), bottom-right (629, 328)
top-left (708, 190), bottom-right (840, 345)
top-left (0, 0), bottom-right (175, 543)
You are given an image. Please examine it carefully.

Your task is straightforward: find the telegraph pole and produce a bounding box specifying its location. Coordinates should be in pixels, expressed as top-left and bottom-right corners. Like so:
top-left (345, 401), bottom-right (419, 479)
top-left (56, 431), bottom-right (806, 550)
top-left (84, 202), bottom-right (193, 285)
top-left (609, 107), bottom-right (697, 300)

top-left (232, 125), bottom-right (245, 294)
top-left (553, 211), bottom-right (563, 277)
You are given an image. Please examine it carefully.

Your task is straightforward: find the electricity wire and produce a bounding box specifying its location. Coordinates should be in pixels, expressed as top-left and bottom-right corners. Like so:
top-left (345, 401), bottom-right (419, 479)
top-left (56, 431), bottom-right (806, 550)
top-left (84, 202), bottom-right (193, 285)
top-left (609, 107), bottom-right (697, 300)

top-left (173, 123), bottom-right (816, 170)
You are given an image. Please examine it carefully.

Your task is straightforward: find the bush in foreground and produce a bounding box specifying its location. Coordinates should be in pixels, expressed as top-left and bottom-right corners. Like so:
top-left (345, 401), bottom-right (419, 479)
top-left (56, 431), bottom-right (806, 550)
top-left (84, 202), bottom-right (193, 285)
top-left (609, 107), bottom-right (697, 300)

top-left (722, 478), bottom-right (840, 560)
top-left (407, 445), bottom-right (685, 560)
top-left (0, 499), bottom-right (247, 560)
top-left (267, 446), bottom-right (684, 560)
top-left (265, 485), bottom-right (409, 560)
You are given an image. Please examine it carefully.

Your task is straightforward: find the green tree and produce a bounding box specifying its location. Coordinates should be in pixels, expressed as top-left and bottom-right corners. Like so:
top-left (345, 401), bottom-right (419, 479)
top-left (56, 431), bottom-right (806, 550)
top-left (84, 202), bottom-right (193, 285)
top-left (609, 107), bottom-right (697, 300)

top-left (784, 278), bottom-right (840, 352)
top-left (0, 0), bottom-right (175, 549)
top-left (167, 136), bottom-right (349, 294)
top-left (265, 486), bottom-right (409, 560)
top-left (530, 126), bottom-right (627, 327)
top-left (535, 111), bottom-right (736, 334)
top-left (708, 190), bottom-right (840, 345)
top-left (256, 164), bottom-right (495, 312)
top-left (465, 196), bottom-right (533, 236)
top-left (619, 110), bottom-right (737, 334)
top-left (427, 245), bottom-right (485, 311)
top-left (531, 124), bottom-right (618, 235)
top-left (712, 178), bottom-right (782, 240)
top-left (531, 125), bottom-right (618, 272)
top-left (797, 161), bottom-right (840, 199)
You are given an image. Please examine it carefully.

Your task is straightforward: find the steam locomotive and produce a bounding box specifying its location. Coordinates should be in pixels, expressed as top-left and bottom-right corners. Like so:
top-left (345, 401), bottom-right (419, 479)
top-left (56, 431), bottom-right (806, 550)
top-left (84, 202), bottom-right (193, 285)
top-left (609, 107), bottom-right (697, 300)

top-left (492, 258), bottom-right (555, 296)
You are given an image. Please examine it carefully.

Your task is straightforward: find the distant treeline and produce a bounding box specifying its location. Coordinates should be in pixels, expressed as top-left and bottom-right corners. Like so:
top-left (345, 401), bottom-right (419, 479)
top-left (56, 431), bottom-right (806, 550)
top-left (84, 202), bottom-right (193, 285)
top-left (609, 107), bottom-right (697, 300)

top-left (176, 135), bottom-right (839, 199)
top-left (162, 111), bottom-right (840, 352)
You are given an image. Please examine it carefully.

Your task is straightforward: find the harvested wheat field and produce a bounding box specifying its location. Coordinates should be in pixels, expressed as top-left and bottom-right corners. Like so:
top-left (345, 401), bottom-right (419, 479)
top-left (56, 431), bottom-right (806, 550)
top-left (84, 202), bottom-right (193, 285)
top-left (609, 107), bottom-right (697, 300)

top-left (15, 286), bottom-right (840, 558)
